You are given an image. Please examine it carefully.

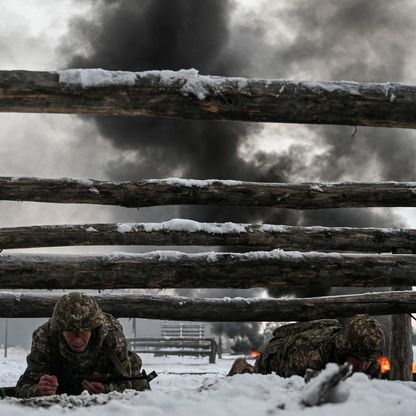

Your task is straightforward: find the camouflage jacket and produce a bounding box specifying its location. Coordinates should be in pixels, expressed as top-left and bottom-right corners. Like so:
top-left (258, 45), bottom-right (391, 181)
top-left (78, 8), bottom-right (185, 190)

top-left (15, 313), bottom-right (149, 398)
top-left (254, 319), bottom-right (380, 378)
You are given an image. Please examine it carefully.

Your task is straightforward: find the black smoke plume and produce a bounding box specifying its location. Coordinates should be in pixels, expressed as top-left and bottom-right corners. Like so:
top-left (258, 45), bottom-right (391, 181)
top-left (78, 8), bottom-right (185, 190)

top-left (60, 0), bottom-right (416, 350)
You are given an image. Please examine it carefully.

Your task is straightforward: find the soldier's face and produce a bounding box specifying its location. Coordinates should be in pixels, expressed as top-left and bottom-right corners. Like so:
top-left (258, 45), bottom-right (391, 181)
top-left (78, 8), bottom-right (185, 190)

top-left (62, 330), bottom-right (92, 353)
top-left (345, 355), bottom-right (371, 372)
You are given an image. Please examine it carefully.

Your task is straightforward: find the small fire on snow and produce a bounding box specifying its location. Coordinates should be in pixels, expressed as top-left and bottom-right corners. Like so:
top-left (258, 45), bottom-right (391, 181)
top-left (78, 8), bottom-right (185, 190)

top-left (378, 356), bottom-right (416, 379)
top-left (378, 356), bottom-right (391, 374)
top-left (250, 351), bottom-right (260, 359)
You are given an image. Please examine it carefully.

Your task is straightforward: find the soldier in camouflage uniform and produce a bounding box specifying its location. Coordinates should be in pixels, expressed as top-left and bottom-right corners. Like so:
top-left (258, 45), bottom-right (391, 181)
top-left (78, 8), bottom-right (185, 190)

top-left (15, 292), bottom-right (150, 398)
top-left (228, 314), bottom-right (384, 379)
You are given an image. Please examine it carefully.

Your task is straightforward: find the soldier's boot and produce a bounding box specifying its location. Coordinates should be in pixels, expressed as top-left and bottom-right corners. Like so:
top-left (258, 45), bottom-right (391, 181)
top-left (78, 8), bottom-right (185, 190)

top-left (227, 357), bottom-right (255, 376)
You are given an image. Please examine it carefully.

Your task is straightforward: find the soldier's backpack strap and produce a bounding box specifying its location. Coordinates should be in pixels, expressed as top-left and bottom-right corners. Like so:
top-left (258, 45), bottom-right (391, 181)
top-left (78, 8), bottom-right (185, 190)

top-left (105, 343), bottom-right (130, 377)
top-left (103, 315), bottom-right (131, 377)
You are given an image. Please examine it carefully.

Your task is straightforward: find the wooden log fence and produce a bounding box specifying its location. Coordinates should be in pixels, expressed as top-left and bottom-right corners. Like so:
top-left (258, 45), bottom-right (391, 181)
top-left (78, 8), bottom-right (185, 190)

top-left (1, 221), bottom-right (416, 252)
top-left (1, 69), bottom-right (415, 379)
top-left (3, 177), bottom-right (416, 209)
top-left (0, 291), bottom-right (415, 321)
top-left (2, 251), bottom-right (416, 289)
top-left (1, 69), bottom-right (416, 128)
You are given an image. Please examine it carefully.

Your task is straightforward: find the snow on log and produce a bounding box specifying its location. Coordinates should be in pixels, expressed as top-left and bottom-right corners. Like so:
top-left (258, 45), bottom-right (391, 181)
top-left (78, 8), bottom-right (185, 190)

top-left (1, 220), bottom-right (416, 253)
top-left (0, 291), bottom-right (415, 320)
top-left (1, 250), bottom-right (416, 289)
top-left (0, 69), bottom-right (416, 128)
top-left (3, 177), bottom-right (416, 209)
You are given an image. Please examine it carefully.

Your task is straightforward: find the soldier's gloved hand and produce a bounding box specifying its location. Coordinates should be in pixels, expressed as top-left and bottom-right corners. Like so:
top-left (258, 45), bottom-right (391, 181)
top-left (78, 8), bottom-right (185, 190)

top-left (37, 374), bottom-right (58, 396)
top-left (82, 380), bottom-right (105, 394)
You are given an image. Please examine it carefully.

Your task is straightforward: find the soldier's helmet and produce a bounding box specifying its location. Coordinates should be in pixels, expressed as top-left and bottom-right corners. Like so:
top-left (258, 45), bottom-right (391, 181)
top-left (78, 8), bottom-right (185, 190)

top-left (50, 292), bottom-right (105, 334)
top-left (335, 314), bottom-right (384, 361)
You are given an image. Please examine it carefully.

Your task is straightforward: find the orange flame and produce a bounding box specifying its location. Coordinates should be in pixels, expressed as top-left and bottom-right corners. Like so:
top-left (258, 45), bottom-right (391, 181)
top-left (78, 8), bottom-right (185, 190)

top-left (378, 356), bottom-right (416, 375)
top-left (250, 351), bottom-right (260, 359)
top-left (378, 356), bottom-right (391, 374)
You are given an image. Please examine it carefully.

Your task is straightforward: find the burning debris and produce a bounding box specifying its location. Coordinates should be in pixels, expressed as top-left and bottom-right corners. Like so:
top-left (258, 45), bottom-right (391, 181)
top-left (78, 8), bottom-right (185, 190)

top-left (379, 356), bottom-right (391, 377)
top-left (378, 356), bottom-right (416, 381)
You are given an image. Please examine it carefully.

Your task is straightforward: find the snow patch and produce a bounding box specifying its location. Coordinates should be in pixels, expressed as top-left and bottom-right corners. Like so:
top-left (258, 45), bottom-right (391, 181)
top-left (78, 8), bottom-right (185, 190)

top-left (58, 69), bottom-right (137, 88)
top-left (116, 220), bottom-right (291, 235)
top-left (117, 223), bottom-right (140, 233)
top-left (142, 219), bottom-right (248, 234)
top-left (300, 81), bottom-right (361, 96)
top-left (146, 178), bottom-right (243, 187)
top-left (58, 68), bottom-right (250, 100)
top-left (258, 224), bottom-right (288, 232)
top-left (137, 68), bottom-right (249, 100)
top-left (309, 184), bottom-right (323, 192)
top-left (3, 356), bottom-right (416, 415)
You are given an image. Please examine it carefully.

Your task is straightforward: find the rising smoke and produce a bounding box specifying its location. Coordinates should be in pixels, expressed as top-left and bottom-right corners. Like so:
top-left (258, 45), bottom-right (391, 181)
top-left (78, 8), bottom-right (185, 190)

top-left (60, 0), bottom-right (416, 352)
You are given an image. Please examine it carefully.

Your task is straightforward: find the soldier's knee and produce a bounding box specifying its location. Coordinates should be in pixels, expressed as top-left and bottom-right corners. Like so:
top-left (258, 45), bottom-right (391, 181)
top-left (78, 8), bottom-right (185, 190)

top-left (227, 357), bottom-right (255, 376)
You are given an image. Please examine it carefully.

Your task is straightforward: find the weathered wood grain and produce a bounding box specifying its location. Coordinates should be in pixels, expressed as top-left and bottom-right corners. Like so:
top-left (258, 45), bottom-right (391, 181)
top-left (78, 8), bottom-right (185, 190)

top-left (1, 291), bottom-right (415, 320)
top-left (0, 70), bottom-right (415, 128)
top-left (1, 251), bottom-right (416, 289)
top-left (1, 222), bottom-right (416, 253)
top-left (3, 177), bottom-right (416, 209)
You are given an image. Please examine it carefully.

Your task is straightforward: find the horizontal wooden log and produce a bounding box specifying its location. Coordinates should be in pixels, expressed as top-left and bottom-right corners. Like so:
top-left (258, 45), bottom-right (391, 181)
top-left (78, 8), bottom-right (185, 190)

top-left (3, 177), bottom-right (416, 209)
top-left (1, 221), bottom-right (416, 253)
top-left (2, 251), bottom-right (416, 289)
top-left (0, 69), bottom-right (415, 128)
top-left (1, 291), bottom-right (415, 321)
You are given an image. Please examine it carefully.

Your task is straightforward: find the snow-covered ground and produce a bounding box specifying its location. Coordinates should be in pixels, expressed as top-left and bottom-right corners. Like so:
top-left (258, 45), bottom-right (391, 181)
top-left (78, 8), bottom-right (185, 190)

top-left (1, 350), bottom-right (416, 415)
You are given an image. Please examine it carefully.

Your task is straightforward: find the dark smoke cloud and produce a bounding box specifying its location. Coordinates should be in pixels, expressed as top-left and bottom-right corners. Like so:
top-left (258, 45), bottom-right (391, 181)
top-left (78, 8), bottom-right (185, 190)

top-left (61, 0), bottom-right (258, 183)
top-left (268, 0), bottom-right (416, 182)
top-left (60, 0), bottom-right (302, 226)
top-left (60, 0), bottom-right (416, 224)
top-left (259, 0), bottom-right (416, 237)
top-left (60, 0), bottom-right (416, 348)
top-left (212, 322), bottom-right (265, 354)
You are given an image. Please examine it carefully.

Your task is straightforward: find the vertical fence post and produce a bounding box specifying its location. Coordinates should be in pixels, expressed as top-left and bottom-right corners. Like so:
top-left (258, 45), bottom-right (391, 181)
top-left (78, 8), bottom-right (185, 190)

top-left (390, 249), bottom-right (413, 380)
top-left (4, 318), bottom-right (8, 359)
top-left (217, 336), bottom-right (223, 359)
top-left (209, 339), bottom-right (216, 364)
